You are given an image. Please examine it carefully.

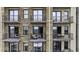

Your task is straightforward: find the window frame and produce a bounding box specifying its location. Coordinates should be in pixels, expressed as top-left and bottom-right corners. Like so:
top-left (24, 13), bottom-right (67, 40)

top-left (9, 9), bottom-right (19, 22)
top-left (23, 26), bottom-right (28, 35)
top-left (33, 9), bottom-right (43, 21)
top-left (23, 9), bottom-right (29, 19)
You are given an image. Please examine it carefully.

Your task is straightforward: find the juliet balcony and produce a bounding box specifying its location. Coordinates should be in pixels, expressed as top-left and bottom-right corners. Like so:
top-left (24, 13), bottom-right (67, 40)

top-left (53, 33), bottom-right (73, 41)
top-left (3, 33), bottom-right (20, 42)
top-left (53, 16), bottom-right (73, 24)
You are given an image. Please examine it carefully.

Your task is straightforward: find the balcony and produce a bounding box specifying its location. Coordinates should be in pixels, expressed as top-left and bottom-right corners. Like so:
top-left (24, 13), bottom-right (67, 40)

top-left (30, 17), bottom-right (46, 23)
top-left (53, 16), bottom-right (73, 24)
top-left (2, 15), bottom-right (20, 24)
top-left (3, 33), bottom-right (20, 42)
top-left (30, 34), bottom-right (46, 42)
top-left (53, 33), bottom-right (73, 41)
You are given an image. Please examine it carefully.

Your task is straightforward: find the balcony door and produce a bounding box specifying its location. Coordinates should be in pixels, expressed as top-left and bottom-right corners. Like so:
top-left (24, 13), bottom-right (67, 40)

top-left (53, 41), bottom-right (61, 52)
top-left (9, 42), bottom-right (19, 52)
top-left (32, 26), bottom-right (43, 39)
top-left (9, 26), bottom-right (19, 38)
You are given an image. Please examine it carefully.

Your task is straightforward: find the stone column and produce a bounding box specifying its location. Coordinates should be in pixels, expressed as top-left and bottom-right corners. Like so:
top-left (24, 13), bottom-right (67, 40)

top-left (0, 7), bottom-right (3, 52)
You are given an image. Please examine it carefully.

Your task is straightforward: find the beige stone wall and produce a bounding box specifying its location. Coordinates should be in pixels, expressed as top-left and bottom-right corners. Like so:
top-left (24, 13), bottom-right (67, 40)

top-left (70, 7), bottom-right (76, 52)
top-left (0, 7), bottom-right (3, 51)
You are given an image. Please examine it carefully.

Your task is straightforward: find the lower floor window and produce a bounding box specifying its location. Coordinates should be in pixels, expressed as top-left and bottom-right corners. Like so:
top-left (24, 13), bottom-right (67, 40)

top-left (64, 41), bottom-right (68, 49)
top-left (33, 42), bottom-right (43, 52)
top-left (53, 41), bottom-right (61, 52)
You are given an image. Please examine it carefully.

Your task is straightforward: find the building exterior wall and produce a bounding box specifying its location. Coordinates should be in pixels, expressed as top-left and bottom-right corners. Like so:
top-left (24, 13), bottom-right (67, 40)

top-left (0, 7), bottom-right (77, 52)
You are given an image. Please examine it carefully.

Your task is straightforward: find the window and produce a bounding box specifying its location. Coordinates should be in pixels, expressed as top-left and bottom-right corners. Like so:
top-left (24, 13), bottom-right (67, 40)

top-left (52, 11), bottom-right (61, 22)
top-left (33, 42), bottom-right (43, 52)
top-left (24, 10), bottom-right (29, 19)
top-left (64, 11), bottom-right (68, 20)
top-left (23, 26), bottom-right (28, 35)
top-left (23, 43), bottom-right (28, 51)
top-left (33, 10), bottom-right (42, 21)
top-left (9, 42), bottom-right (19, 52)
top-left (53, 26), bottom-right (61, 38)
top-left (64, 26), bottom-right (68, 34)
top-left (9, 10), bottom-right (18, 21)
top-left (53, 41), bottom-right (61, 52)
top-left (32, 26), bottom-right (43, 39)
top-left (9, 26), bottom-right (19, 38)
top-left (64, 41), bottom-right (68, 49)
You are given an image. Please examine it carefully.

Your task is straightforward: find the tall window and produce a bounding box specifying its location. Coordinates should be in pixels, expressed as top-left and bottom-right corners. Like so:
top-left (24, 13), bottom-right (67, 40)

top-left (33, 10), bottom-right (42, 21)
top-left (9, 10), bottom-right (18, 22)
top-left (23, 26), bottom-right (28, 35)
top-left (64, 41), bottom-right (68, 49)
top-left (9, 26), bottom-right (19, 38)
top-left (24, 10), bottom-right (29, 19)
top-left (53, 12), bottom-right (61, 22)
top-left (9, 42), bottom-right (19, 52)
top-left (63, 11), bottom-right (68, 21)
top-left (33, 42), bottom-right (43, 52)
top-left (64, 26), bottom-right (68, 34)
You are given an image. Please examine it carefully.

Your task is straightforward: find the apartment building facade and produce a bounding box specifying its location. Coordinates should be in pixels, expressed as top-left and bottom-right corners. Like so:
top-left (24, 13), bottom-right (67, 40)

top-left (0, 7), bottom-right (76, 52)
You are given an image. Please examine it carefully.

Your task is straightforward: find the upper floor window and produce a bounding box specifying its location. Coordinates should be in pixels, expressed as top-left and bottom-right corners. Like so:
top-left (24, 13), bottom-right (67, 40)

top-left (64, 26), bottom-right (68, 34)
top-left (24, 10), bottom-right (29, 19)
top-left (9, 10), bottom-right (19, 22)
top-left (33, 10), bottom-right (43, 21)
top-left (9, 26), bottom-right (19, 38)
top-left (63, 11), bottom-right (68, 20)
top-left (23, 26), bottom-right (28, 35)
top-left (52, 11), bottom-right (61, 22)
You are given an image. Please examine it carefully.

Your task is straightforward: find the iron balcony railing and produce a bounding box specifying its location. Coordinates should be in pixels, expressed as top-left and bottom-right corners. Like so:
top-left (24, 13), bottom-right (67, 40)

top-left (53, 16), bottom-right (73, 23)
top-left (30, 16), bottom-right (46, 22)
top-left (2, 15), bottom-right (20, 23)
top-left (3, 33), bottom-right (20, 39)
top-left (53, 33), bottom-right (73, 40)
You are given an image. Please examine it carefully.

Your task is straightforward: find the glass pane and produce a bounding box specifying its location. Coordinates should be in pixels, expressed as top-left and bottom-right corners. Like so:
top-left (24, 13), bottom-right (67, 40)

top-left (24, 10), bottom-right (28, 14)
top-left (14, 10), bottom-right (18, 15)
top-left (64, 26), bottom-right (68, 30)
top-left (57, 12), bottom-right (60, 22)
top-left (38, 15), bottom-right (42, 21)
top-left (33, 11), bottom-right (37, 15)
top-left (64, 12), bottom-right (68, 20)
top-left (24, 26), bottom-right (28, 30)
top-left (14, 16), bottom-right (18, 21)
top-left (24, 15), bottom-right (28, 18)
top-left (57, 12), bottom-right (61, 16)
top-left (10, 16), bottom-right (13, 21)
top-left (38, 10), bottom-right (42, 15)
top-left (64, 41), bottom-right (68, 49)
top-left (10, 11), bottom-right (13, 15)
top-left (10, 27), bottom-right (14, 37)
top-left (34, 16), bottom-right (37, 21)
top-left (53, 12), bottom-right (56, 21)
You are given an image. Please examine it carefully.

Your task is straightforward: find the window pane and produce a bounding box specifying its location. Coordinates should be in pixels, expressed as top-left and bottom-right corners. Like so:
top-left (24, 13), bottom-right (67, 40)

top-left (64, 26), bottom-right (68, 34)
top-left (53, 12), bottom-right (56, 21)
top-left (24, 10), bottom-right (28, 14)
top-left (33, 11), bottom-right (37, 15)
top-left (14, 10), bottom-right (18, 15)
top-left (64, 41), bottom-right (68, 49)
top-left (10, 11), bottom-right (13, 15)
top-left (57, 12), bottom-right (60, 22)
top-left (10, 27), bottom-right (14, 37)
top-left (10, 16), bottom-right (13, 21)
top-left (64, 12), bottom-right (68, 20)
top-left (34, 16), bottom-right (37, 21)
top-left (38, 10), bottom-right (42, 15)
top-left (14, 16), bottom-right (18, 21)
top-left (24, 15), bottom-right (28, 18)
top-left (38, 15), bottom-right (42, 21)
top-left (57, 12), bottom-right (61, 16)
top-left (23, 26), bottom-right (28, 35)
